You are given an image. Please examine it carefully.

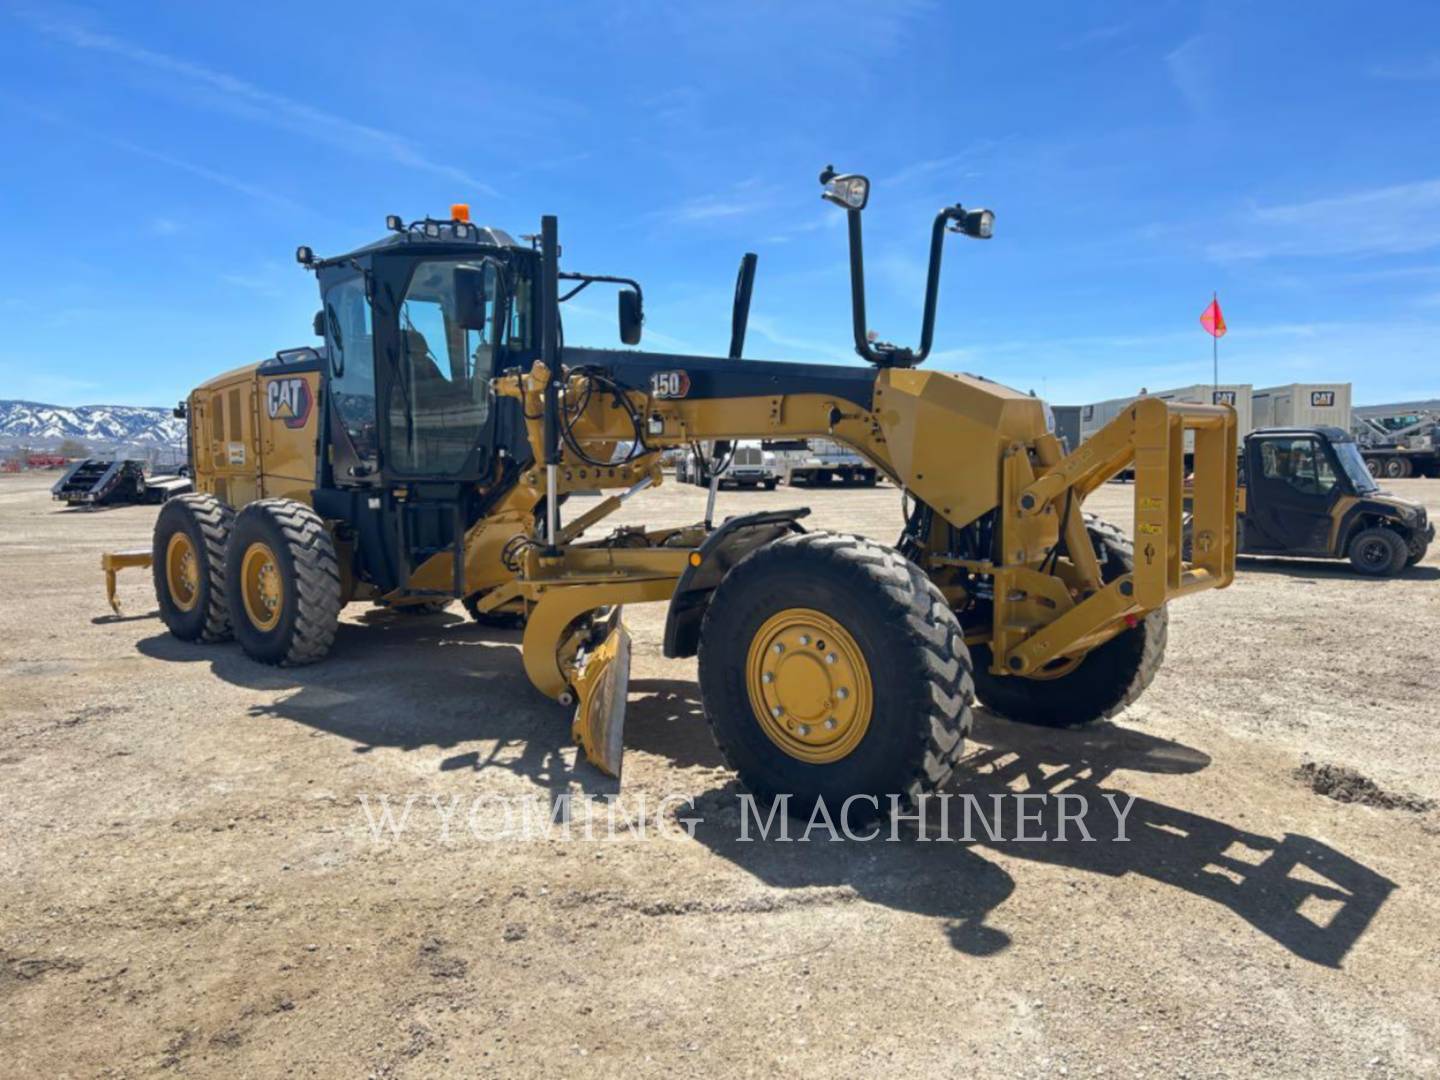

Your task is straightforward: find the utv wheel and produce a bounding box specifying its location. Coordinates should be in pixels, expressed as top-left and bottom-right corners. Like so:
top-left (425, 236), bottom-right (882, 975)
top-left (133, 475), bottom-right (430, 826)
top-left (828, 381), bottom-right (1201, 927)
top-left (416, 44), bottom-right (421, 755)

top-left (226, 499), bottom-right (342, 665)
top-left (698, 532), bottom-right (974, 819)
top-left (971, 515), bottom-right (1167, 728)
top-left (153, 493), bottom-right (234, 643)
top-left (1348, 526), bottom-right (1407, 577)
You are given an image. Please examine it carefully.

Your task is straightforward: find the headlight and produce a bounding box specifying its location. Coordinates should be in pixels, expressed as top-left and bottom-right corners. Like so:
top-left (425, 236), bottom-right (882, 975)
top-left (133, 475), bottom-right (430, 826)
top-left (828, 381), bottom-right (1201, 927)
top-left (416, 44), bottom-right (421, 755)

top-left (820, 170), bottom-right (870, 211)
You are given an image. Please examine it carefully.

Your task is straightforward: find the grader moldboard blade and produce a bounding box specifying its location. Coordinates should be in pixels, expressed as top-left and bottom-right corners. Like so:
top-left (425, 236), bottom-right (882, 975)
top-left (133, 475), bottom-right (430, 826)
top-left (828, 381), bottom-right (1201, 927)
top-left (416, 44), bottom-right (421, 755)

top-left (569, 611), bottom-right (632, 779)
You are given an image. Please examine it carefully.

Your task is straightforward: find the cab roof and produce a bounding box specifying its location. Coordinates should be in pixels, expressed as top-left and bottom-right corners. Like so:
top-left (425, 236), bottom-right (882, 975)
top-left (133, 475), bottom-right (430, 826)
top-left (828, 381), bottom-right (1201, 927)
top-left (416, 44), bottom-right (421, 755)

top-left (1249, 425), bottom-right (1353, 443)
top-left (311, 220), bottom-right (523, 269)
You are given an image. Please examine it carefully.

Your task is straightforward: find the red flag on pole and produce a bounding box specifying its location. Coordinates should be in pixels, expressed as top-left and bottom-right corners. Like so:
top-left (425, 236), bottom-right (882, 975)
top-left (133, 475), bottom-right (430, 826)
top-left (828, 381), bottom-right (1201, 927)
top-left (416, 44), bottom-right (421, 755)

top-left (1200, 298), bottom-right (1227, 338)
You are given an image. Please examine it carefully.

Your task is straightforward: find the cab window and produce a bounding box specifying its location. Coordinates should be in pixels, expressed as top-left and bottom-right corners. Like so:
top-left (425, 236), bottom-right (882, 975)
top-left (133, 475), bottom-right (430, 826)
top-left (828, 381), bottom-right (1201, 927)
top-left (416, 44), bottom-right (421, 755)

top-left (388, 260), bottom-right (498, 475)
top-left (1259, 437), bottom-right (1336, 496)
top-left (324, 278), bottom-right (377, 461)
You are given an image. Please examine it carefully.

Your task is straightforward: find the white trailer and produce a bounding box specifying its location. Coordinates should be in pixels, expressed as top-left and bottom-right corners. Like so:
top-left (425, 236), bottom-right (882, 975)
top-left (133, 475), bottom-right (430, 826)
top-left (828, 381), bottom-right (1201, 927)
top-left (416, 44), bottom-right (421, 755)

top-left (1251, 383), bottom-right (1352, 431)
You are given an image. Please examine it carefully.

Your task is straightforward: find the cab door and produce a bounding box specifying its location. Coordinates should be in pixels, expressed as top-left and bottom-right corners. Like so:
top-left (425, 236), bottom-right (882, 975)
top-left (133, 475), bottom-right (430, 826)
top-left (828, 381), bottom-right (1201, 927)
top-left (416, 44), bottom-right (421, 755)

top-left (1243, 436), bottom-right (1341, 555)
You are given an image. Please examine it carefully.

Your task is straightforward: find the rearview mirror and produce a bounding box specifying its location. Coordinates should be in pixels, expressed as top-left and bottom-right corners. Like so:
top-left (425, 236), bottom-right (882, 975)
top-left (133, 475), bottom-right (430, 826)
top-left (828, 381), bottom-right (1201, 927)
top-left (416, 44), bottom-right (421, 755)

top-left (312, 310), bottom-right (325, 337)
top-left (453, 264), bottom-right (499, 333)
top-left (619, 288), bottom-right (643, 345)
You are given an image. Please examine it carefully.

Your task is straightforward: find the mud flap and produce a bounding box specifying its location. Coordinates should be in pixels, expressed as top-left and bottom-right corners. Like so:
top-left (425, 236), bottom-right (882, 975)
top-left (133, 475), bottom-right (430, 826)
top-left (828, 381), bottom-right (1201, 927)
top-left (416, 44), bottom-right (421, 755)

top-left (570, 609), bottom-right (632, 779)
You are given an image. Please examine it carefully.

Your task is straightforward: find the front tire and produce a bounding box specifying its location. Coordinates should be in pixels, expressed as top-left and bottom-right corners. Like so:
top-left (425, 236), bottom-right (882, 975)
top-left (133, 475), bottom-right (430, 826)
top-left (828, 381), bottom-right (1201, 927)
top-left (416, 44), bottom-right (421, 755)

top-left (153, 493), bottom-right (234, 643)
top-left (1348, 526), bottom-right (1407, 577)
top-left (226, 499), bottom-right (342, 665)
top-left (698, 532), bottom-right (973, 818)
top-left (971, 515), bottom-right (1167, 728)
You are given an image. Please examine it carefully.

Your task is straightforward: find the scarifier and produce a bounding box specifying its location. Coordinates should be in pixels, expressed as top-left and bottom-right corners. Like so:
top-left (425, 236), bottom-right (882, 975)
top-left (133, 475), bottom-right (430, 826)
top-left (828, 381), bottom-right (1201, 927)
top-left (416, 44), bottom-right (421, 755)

top-left (103, 170), bottom-right (1236, 813)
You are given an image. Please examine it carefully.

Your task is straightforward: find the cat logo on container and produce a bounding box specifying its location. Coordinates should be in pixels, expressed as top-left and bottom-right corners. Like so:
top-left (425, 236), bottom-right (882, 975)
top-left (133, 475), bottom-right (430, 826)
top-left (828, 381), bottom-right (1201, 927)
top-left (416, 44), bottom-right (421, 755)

top-left (266, 377), bottom-right (313, 429)
top-left (1311, 390), bottom-right (1335, 407)
top-left (650, 370), bottom-right (691, 399)
top-left (1212, 390), bottom-right (1237, 406)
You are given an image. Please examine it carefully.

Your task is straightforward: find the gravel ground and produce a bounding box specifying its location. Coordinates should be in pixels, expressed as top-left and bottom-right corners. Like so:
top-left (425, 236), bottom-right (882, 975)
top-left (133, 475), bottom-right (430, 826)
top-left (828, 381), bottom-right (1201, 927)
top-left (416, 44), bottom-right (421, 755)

top-left (2, 470), bottom-right (1438, 1078)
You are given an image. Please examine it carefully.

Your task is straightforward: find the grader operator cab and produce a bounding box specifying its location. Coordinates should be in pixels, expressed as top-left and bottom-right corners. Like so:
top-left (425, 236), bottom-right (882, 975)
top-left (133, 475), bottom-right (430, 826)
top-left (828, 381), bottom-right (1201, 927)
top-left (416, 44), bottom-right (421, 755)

top-left (104, 169), bottom-right (1237, 814)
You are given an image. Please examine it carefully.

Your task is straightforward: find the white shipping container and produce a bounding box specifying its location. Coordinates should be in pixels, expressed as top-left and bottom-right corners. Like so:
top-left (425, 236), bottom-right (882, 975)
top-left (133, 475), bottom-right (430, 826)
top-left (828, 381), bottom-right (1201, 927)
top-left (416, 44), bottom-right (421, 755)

top-left (1152, 384), bottom-right (1252, 451)
top-left (1078, 385), bottom-right (1249, 450)
top-left (1251, 383), bottom-right (1352, 432)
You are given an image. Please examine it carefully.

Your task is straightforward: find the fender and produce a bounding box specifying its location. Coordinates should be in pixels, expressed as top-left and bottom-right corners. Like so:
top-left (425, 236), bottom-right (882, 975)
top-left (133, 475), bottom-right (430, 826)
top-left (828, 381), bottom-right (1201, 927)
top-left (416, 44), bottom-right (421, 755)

top-left (662, 508), bottom-right (810, 659)
top-left (1334, 498), bottom-right (1412, 555)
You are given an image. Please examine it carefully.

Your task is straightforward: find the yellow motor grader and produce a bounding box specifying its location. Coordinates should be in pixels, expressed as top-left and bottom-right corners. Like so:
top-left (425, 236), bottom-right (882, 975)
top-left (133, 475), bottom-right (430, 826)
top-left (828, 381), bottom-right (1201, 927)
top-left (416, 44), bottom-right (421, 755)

top-left (104, 166), bottom-right (1236, 812)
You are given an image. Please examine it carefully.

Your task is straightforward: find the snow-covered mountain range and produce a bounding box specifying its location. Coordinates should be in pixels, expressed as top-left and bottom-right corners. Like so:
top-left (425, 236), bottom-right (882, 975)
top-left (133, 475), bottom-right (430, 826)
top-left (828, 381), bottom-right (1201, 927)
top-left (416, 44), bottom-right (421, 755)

top-left (0, 400), bottom-right (185, 452)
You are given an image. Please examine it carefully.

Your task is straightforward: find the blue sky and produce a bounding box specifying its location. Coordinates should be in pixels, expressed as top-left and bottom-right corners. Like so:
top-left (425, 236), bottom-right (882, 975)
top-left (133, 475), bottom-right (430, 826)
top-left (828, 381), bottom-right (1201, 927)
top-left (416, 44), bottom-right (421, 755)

top-left (1, 1), bottom-right (1438, 409)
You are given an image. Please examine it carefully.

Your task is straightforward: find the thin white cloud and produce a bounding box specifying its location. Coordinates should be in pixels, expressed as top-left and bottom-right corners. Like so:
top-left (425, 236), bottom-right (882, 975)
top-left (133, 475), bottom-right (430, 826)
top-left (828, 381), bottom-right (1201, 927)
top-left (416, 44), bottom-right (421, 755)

top-left (1208, 179), bottom-right (1440, 260)
top-left (1, 94), bottom-right (303, 211)
top-left (1166, 34), bottom-right (1218, 119)
top-left (15, 6), bottom-right (494, 195)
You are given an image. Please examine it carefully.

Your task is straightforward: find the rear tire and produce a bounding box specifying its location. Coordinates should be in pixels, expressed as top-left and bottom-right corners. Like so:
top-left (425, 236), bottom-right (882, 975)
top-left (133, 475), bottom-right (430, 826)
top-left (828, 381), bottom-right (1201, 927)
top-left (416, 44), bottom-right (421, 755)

top-left (1383, 456), bottom-right (1410, 479)
top-left (971, 515), bottom-right (1167, 728)
top-left (1348, 526), bottom-right (1407, 577)
top-left (153, 493), bottom-right (233, 643)
top-left (699, 532), bottom-right (973, 819)
top-left (226, 499), bottom-right (342, 665)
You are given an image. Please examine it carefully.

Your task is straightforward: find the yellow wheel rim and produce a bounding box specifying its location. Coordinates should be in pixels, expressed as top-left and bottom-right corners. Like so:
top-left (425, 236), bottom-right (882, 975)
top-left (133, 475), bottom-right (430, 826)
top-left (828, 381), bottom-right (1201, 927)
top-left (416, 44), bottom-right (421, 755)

top-left (240, 541), bottom-right (284, 633)
top-left (745, 607), bottom-right (873, 764)
top-left (165, 532), bottom-right (201, 613)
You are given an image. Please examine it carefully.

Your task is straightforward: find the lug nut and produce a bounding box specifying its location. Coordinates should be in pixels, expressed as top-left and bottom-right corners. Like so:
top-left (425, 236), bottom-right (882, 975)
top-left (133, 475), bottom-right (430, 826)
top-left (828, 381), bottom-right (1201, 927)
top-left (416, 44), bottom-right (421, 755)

top-left (797, 724), bottom-right (810, 736)
top-left (762, 672), bottom-right (774, 684)
top-left (836, 687), bottom-right (849, 700)
top-left (824, 718), bottom-right (836, 731)
top-left (770, 706), bottom-right (782, 718)
top-left (798, 634), bottom-right (811, 646)
top-left (825, 652), bottom-right (837, 665)
top-left (772, 643), bottom-right (785, 655)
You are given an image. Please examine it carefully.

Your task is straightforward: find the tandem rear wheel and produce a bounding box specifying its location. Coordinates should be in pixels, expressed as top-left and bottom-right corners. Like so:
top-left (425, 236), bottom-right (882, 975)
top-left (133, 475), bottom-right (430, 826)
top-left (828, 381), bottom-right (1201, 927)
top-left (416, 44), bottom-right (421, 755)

top-left (225, 498), bottom-right (342, 666)
top-left (152, 493), bottom-right (234, 643)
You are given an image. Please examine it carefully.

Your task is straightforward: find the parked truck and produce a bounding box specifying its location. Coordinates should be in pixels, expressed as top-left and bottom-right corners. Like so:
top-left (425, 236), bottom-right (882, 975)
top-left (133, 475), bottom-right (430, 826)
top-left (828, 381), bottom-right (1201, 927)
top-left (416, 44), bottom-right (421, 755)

top-left (1352, 400), bottom-right (1440, 479)
top-left (768, 437), bottom-right (878, 486)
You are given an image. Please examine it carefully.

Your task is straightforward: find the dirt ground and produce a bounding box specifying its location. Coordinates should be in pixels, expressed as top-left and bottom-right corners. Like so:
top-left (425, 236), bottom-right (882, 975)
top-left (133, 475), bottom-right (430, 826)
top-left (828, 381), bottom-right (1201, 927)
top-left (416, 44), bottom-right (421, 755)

top-left (2, 469), bottom-right (1438, 1078)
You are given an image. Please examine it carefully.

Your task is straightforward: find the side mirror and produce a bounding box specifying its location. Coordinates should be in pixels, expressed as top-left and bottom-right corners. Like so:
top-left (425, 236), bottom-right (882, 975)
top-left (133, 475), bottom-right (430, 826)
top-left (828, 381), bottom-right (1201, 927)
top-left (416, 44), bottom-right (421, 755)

top-left (454, 262), bottom-right (508, 334)
top-left (618, 288), bottom-right (643, 345)
top-left (312, 310), bottom-right (325, 337)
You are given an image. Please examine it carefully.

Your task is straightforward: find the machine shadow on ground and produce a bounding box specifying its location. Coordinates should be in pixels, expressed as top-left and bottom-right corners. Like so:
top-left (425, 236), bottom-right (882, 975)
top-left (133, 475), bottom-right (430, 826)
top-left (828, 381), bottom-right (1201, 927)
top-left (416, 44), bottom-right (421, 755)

top-left (135, 607), bottom-right (618, 797)
top-left (667, 698), bottom-right (1396, 968)
top-left (135, 614), bottom-right (1396, 968)
top-left (1235, 557), bottom-right (1439, 582)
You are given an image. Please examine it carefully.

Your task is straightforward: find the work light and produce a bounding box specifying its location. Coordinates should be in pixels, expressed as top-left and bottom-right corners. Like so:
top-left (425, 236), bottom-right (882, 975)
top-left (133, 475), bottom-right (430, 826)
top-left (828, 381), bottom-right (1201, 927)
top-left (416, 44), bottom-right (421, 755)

top-left (820, 167), bottom-right (870, 211)
top-left (385, 214), bottom-right (404, 232)
top-left (952, 208), bottom-right (994, 239)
